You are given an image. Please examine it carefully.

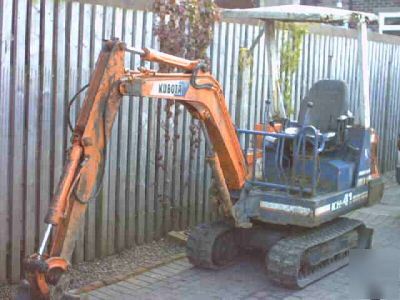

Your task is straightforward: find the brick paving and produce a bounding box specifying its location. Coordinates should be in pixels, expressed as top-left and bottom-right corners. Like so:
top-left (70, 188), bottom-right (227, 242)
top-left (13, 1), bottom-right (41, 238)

top-left (80, 177), bottom-right (400, 300)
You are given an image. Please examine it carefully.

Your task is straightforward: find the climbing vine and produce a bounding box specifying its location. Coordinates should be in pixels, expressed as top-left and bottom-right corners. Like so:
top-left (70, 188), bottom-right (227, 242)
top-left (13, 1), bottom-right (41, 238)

top-left (238, 48), bottom-right (253, 72)
top-left (152, 0), bottom-right (219, 155)
top-left (153, 0), bottom-right (219, 65)
top-left (278, 23), bottom-right (308, 115)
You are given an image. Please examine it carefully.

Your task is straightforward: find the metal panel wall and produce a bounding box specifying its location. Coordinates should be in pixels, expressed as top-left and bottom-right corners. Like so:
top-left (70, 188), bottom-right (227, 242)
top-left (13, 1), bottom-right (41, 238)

top-left (0, 1), bottom-right (400, 283)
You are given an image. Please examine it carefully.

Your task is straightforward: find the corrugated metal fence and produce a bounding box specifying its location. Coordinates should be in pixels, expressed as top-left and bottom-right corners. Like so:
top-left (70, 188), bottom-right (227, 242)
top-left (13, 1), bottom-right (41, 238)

top-left (0, 1), bottom-right (399, 283)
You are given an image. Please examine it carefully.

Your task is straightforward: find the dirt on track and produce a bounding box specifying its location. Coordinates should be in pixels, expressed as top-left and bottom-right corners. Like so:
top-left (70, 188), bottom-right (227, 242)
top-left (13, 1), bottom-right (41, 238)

top-left (0, 239), bottom-right (184, 299)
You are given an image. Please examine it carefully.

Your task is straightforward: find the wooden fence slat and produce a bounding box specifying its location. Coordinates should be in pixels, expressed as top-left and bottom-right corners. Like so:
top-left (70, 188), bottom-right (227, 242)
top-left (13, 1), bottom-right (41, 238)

top-left (172, 103), bottom-right (183, 230)
top-left (10, 0), bottom-right (27, 281)
top-left (38, 0), bottom-right (54, 264)
top-left (134, 11), bottom-right (147, 245)
top-left (0, 0), bottom-right (11, 281)
top-left (154, 99), bottom-right (164, 239)
top-left (180, 110), bottom-right (190, 228)
top-left (72, 1), bottom-right (86, 264)
top-left (125, 10), bottom-right (138, 249)
top-left (162, 101), bottom-right (174, 234)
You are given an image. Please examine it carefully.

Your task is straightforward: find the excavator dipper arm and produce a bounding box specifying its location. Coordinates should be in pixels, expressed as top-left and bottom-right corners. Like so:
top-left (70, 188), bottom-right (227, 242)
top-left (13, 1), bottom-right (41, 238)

top-left (17, 39), bottom-right (247, 299)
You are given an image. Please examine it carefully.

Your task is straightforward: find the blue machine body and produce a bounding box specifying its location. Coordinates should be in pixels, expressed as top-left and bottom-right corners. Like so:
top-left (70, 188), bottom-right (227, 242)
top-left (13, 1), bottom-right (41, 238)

top-left (232, 80), bottom-right (378, 228)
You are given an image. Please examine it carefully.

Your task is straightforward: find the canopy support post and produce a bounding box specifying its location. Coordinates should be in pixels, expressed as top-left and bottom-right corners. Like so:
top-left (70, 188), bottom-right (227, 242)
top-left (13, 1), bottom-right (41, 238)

top-left (265, 20), bottom-right (286, 120)
top-left (357, 17), bottom-right (371, 129)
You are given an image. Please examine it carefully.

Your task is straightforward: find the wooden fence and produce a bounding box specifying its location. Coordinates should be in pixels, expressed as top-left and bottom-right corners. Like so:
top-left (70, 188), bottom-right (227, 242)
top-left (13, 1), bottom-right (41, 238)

top-left (0, 0), bottom-right (400, 283)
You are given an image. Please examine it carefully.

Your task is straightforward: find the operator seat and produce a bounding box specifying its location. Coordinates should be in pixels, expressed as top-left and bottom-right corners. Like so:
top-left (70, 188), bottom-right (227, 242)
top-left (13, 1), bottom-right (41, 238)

top-left (298, 80), bottom-right (350, 135)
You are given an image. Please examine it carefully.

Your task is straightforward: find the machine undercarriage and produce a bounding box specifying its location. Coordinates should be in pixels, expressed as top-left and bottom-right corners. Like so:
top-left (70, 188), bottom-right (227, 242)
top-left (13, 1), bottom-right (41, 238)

top-left (187, 217), bottom-right (372, 289)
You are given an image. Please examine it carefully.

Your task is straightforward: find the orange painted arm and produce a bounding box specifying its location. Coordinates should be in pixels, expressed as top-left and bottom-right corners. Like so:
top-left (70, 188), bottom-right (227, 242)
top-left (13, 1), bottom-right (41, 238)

top-left (142, 48), bottom-right (200, 71)
top-left (120, 71), bottom-right (248, 190)
top-left (21, 40), bottom-right (247, 299)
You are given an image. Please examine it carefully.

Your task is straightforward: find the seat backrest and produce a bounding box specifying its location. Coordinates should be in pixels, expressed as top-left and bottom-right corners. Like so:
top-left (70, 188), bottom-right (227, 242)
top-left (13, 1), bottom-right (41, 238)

top-left (298, 80), bottom-right (349, 132)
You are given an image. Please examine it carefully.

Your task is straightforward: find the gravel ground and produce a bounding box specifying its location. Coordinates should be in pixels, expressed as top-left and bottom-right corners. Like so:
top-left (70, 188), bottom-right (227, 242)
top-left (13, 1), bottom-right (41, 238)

top-left (0, 239), bottom-right (184, 300)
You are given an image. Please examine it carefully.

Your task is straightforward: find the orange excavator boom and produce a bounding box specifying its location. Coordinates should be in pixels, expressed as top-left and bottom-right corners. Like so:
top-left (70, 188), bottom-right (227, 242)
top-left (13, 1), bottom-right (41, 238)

top-left (17, 39), bottom-right (248, 300)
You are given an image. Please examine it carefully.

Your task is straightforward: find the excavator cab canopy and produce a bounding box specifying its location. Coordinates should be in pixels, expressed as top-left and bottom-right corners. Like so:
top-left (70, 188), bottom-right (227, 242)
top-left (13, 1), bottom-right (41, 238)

top-left (221, 4), bottom-right (378, 24)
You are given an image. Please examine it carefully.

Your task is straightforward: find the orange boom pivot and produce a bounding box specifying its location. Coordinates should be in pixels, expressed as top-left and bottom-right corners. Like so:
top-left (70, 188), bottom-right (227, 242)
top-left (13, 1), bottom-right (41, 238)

top-left (18, 39), bottom-right (248, 299)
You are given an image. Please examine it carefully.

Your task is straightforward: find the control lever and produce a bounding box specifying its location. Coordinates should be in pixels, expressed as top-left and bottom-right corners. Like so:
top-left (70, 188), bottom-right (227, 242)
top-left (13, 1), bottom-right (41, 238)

top-left (303, 101), bottom-right (314, 127)
top-left (336, 115), bottom-right (348, 145)
top-left (264, 99), bottom-right (272, 131)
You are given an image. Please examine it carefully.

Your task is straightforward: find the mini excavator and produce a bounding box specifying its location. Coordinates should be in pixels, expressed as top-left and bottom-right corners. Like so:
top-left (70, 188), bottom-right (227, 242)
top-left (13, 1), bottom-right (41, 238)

top-left (17, 5), bottom-right (384, 300)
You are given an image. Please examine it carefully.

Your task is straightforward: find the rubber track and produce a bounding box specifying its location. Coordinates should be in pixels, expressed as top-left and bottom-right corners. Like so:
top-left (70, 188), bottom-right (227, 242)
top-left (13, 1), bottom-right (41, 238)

top-left (267, 217), bottom-right (366, 289)
top-left (186, 221), bottom-right (234, 269)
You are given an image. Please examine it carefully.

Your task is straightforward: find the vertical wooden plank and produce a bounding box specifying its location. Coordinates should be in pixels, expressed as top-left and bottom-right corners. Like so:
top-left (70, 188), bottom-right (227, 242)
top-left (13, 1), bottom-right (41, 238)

top-left (195, 125), bottom-right (205, 225)
top-left (72, 1), bottom-right (85, 263)
top-left (244, 26), bottom-right (254, 130)
top-left (147, 15), bottom-right (165, 234)
top-left (162, 100), bottom-right (174, 234)
top-left (135, 11), bottom-right (147, 244)
top-left (23, 0), bottom-right (41, 271)
top-left (301, 32), bottom-right (309, 99)
top-left (82, 3), bottom-right (97, 261)
top-left (53, 0), bottom-right (66, 220)
top-left (228, 23), bottom-right (240, 117)
top-left (108, 8), bottom-right (125, 254)
top-left (0, 0), bottom-right (6, 282)
top-left (254, 27), bottom-right (264, 123)
top-left (187, 118), bottom-right (197, 228)
top-left (37, 0), bottom-right (53, 262)
top-left (179, 109), bottom-right (190, 228)
top-left (154, 98), bottom-right (165, 238)
top-left (97, 4), bottom-right (113, 256)
top-left (349, 38), bottom-right (358, 110)
top-left (389, 46), bottom-right (400, 168)
top-left (0, 0), bottom-right (12, 282)
top-left (23, 0), bottom-right (34, 265)
top-left (142, 12), bottom-right (156, 243)
top-left (252, 26), bottom-right (262, 124)
top-left (93, 5), bottom-right (109, 258)
top-left (171, 103), bottom-right (183, 230)
top-left (62, 1), bottom-right (72, 159)
top-left (106, 5), bottom-right (119, 255)
top-left (49, 0), bottom-right (58, 233)
top-left (125, 9), bottom-right (138, 248)
top-left (115, 7), bottom-right (129, 251)
top-left (0, 65), bottom-right (10, 282)
top-left (394, 45), bottom-right (400, 167)
top-left (317, 33), bottom-right (324, 81)
top-left (9, 0), bottom-right (28, 282)
top-left (293, 30), bottom-right (304, 116)
top-left (368, 42), bottom-right (378, 128)
top-left (223, 23), bottom-right (233, 112)
top-left (210, 23), bottom-right (219, 78)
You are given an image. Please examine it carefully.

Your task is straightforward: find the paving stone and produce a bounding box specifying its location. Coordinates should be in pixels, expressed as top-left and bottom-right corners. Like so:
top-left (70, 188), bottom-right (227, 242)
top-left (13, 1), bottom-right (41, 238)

top-left (76, 181), bottom-right (400, 300)
top-left (156, 264), bottom-right (184, 275)
top-left (108, 282), bottom-right (138, 295)
top-left (114, 280), bottom-right (142, 292)
top-left (144, 271), bottom-right (167, 280)
top-left (86, 290), bottom-right (109, 300)
top-left (135, 274), bottom-right (160, 284)
top-left (150, 267), bottom-right (175, 277)
top-left (124, 277), bottom-right (151, 287)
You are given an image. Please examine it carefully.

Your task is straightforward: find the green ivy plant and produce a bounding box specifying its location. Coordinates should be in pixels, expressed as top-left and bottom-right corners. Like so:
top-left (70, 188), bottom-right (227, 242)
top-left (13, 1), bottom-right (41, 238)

top-left (278, 23), bottom-right (308, 115)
